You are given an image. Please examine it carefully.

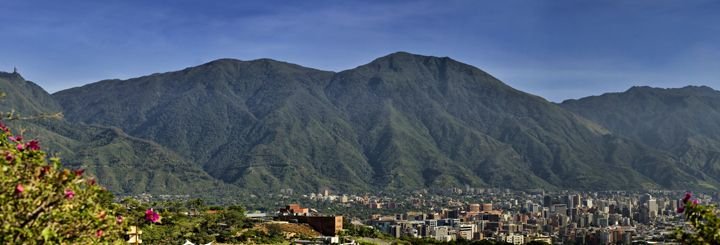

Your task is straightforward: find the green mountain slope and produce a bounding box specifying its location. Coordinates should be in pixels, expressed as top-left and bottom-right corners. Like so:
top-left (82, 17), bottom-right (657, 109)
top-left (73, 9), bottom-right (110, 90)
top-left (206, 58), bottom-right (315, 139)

top-left (324, 52), bottom-right (701, 190)
top-left (54, 59), bottom-right (370, 191)
top-left (0, 72), bottom-right (237, 196)
top-left (52, 52), bottom-right (716, 191)
top-left (561, 86), bottom-right (720, 188)
top-left (0, 71), bottom-right (62, 115)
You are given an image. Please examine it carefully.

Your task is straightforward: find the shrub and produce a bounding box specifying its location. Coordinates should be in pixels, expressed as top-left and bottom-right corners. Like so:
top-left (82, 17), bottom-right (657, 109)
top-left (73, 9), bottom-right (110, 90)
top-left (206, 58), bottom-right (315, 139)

top-left (0, 121), bottom-right (126, 243)
top-left (675, 192), bottom-right (720, 244)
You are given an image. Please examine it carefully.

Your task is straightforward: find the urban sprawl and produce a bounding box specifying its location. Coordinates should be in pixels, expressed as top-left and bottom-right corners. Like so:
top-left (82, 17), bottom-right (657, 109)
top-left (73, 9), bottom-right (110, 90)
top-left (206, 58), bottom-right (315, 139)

top-left (138, 188), bottom-right (710, 244)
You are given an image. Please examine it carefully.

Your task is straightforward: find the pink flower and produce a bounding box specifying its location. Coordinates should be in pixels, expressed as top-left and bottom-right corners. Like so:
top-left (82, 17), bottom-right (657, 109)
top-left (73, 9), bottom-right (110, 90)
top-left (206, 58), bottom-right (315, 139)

top-left (116, 215), bottom-right (124, 224)
top-left (64, 189), bottom-right (75, 199)
top-left (145, 208), bottom-right (160, 223)
top-left (15, 183), bottom-right (24, 195)
top-left (693, 199), bottom-right (700, 205)
top-left (0, 122), bottom-right (8, 132)
top-left (683, 192), bottom-right (692, 203)
top-left (26, 140), bottom-right (40, 151)
top-left (95, 229), bottom-right (103, 238)
top-left (16, 144), bottom-right (24, 151)
top-left (5, 152), bottom-right (13, 162)
top-left (8, 135), bottom-right (22, 142)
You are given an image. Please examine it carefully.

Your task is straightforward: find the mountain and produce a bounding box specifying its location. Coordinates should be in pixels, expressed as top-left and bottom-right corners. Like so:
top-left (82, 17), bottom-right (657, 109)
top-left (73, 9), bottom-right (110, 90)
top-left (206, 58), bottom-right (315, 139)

top-left (53, 59), bottom-right (368, 191)
top-left (0, 71), bottom-right (237, 197)
top-left (0, 71), bottom-right (62, 115)
top-left (561, 86), bottom-right (720, 189)
top-left (52, 52), bottom-right (716, 192)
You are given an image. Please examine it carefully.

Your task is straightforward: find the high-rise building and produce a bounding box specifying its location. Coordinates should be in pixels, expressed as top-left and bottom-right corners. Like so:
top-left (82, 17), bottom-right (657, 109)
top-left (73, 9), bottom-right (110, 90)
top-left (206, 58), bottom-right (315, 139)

top-left (648, 198), bottom-right (658, 218)
top-left (544, 195), bottom-right (552, 208)
top-left (554, 204), bottom-right (568, 216)
top-left (572, 194), bottom-right (581, 208)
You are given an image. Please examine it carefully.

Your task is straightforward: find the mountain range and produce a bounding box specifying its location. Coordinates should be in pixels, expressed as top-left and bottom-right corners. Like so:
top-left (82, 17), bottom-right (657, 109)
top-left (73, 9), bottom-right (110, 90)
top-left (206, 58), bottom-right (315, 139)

top-left (0, 71), bottom-right (239, 198)
top-left (2, 52), bottom-right (719, 196)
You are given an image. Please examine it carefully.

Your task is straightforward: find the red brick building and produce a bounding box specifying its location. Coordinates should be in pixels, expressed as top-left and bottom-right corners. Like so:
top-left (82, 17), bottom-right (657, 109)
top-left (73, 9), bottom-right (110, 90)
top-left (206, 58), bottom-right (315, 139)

top-left (276, 204), bottom-right (343, 236)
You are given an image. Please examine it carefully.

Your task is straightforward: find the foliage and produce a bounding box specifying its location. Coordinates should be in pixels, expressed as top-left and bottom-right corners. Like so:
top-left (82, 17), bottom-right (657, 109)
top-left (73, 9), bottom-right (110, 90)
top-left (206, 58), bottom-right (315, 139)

top-left (676, 192), bottom-right (720, 244)
top-left (118, 198), bottom-right (251, 244)
top-left (237, 228), bottom-right (286, 244)
top-left (341, 221), bottom-right (390, 239)
top-left (0, 121), bottom-right (126, 243)
top-left (1, 73), bottom-right (242, 198)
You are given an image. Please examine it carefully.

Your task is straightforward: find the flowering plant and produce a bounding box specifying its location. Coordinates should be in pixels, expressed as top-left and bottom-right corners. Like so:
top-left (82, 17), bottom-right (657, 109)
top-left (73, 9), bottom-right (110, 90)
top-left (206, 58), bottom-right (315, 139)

top-left (145, 208), bottom-right (161, 223)
top-left (675, 192), bottom-right (720, 244)
top-left (0, 121), bottom-right (126, 243)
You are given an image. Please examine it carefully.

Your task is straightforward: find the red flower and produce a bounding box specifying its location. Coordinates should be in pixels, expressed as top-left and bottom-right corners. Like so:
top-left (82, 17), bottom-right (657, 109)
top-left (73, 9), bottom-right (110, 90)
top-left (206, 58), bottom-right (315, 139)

top-left (95, 229), bottom-right (103, 238)
top-left (677, 206), bottom-right (685, 213)
top-left (145, 208), bottom-right (160, 223)
top-left (8, 135), bottom-right (22, 142)
top-left (5, 152), bottom-right (13, 162)
top-left (64, 189), bottom-right (75, 199)
top-left (26, 140), bottom-right (40, 151)
top-left (74, 169), bottom-right (85, 176)
top-left (683, 192), bottom-right (692, 203)
top-left (15, 183), bottom-right (24, 195)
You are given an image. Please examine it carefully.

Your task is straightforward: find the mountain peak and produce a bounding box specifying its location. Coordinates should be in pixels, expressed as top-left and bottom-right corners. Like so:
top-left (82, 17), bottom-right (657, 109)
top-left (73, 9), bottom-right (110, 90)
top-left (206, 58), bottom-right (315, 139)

top-left (196, 57), bottom-right (330, 74)
top-left (203, 58), bottom-right (245, 65)
top-left (373, 51), bottom-right (451, 63)
top-left (625, 85), bottom-right (718, 97)
top-left (0, 70), bottom-right (24, 81)
top-left (357, 51), bottom-right (477, 76)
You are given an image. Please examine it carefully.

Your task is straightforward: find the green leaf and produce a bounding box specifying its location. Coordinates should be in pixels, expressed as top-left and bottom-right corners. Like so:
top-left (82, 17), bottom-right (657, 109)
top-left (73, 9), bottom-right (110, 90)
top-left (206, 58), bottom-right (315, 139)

top-left (41, 226), bottom-right (54, 241)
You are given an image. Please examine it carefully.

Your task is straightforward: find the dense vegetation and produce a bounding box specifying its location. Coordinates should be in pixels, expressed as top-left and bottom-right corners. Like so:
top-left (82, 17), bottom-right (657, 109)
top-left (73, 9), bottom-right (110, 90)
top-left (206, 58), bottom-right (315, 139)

top-left (561, 86), bottom-right (720, 188)
top-left (50, 52), bottom-right (718, 193)
top-left (0, 71), bottom-right (241, 198)
top-left (0, 114), bottom-right (297, 243)
top-left (0, 120), bottom-right (126, 243)
top-left (118, 198), bottom-right (264, 244)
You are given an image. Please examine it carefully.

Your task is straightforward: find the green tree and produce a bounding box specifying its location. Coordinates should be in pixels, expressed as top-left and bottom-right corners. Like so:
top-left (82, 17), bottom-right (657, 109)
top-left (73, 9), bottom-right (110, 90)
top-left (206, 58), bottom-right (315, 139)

top-left (0, 121), bottom-right (126, 243)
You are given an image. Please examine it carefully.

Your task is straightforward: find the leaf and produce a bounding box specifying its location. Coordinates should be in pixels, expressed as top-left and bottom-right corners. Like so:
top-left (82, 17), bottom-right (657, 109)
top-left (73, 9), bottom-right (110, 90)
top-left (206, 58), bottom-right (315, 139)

top-left (41, 226), bottom-right (54, 241)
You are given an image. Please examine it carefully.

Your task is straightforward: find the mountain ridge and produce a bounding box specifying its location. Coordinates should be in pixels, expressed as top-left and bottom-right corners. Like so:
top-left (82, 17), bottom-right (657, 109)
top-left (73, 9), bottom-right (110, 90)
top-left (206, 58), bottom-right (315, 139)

top-left (561, 85), bottom-right (720, 189)
top-left (48, 52), bottom-right (720, 192)
top-left (0, 74), bottom-right (242, 198)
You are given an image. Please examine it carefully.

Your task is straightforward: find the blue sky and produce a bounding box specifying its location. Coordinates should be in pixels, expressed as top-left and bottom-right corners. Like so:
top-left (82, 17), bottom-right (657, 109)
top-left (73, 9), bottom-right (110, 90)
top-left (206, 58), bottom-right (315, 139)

top-left (1, 0), bottom-right (718, 102)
